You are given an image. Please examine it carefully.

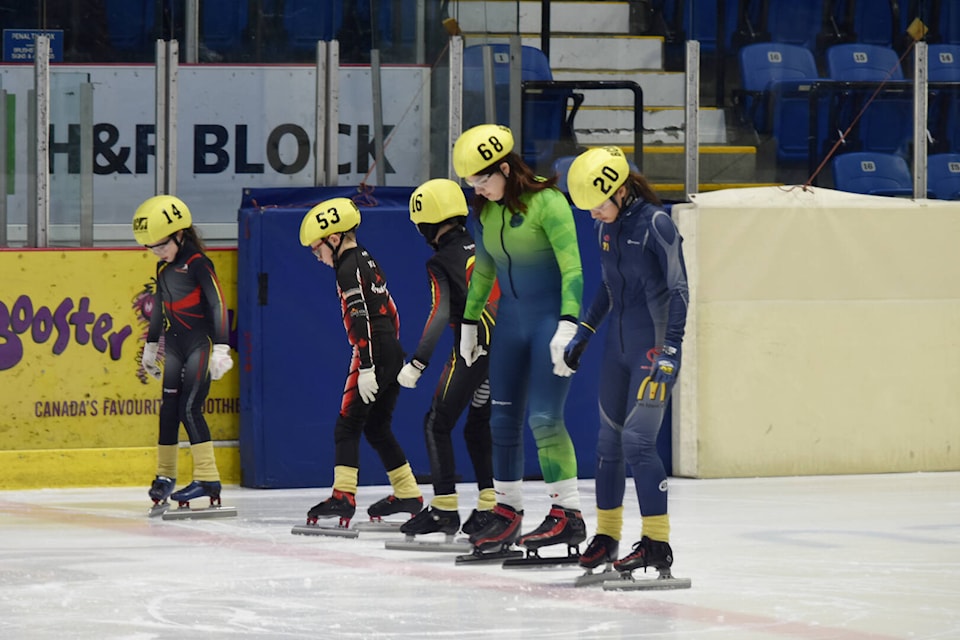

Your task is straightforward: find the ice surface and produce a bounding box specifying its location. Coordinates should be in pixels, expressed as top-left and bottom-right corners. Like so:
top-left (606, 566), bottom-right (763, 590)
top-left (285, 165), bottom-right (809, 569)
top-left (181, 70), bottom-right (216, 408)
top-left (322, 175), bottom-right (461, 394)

top-left (1, 473), bottom-right (958, 639)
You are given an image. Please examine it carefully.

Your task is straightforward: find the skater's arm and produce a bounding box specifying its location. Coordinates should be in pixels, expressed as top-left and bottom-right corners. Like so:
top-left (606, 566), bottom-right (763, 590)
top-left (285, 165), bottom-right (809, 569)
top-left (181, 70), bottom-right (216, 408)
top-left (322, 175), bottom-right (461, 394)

top-left (338, 256), bottom-right (375, 369)
top-left (649, 210), bottom-right (689, 346)
top-left (539, 189), bottom-right (583, 321)
top-left (192, 254), bottom-right (230, 345)
top-left (463, 223), bottom-right (495, 322)
top-left (411, 263), bottom-right (452, 367)
top-left (147, 266), bottom-right (164, 342)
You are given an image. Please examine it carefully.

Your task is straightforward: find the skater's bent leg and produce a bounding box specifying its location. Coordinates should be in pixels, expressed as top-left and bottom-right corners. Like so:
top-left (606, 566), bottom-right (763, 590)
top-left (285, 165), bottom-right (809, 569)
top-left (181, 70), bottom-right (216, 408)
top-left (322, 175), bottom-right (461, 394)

top-left (463, 379), bottom-right (493, 494)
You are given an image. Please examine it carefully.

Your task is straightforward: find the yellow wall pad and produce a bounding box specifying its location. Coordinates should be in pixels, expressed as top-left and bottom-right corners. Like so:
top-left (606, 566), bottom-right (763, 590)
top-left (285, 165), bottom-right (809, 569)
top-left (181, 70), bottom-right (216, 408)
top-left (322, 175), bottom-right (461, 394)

top-left (0, 446), bottom-right (240, 490)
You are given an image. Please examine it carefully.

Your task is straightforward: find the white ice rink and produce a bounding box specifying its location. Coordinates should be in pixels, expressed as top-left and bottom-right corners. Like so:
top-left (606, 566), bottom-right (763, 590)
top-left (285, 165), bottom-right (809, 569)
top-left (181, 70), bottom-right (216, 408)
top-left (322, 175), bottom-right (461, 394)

top-left (1, 472), bottom-right (958, 640)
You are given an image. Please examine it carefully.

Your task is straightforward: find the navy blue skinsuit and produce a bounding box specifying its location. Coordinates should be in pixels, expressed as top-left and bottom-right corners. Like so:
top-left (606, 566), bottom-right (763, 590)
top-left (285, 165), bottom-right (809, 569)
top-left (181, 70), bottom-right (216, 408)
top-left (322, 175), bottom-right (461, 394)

top-left (580, 199), bottom-right (688, 518)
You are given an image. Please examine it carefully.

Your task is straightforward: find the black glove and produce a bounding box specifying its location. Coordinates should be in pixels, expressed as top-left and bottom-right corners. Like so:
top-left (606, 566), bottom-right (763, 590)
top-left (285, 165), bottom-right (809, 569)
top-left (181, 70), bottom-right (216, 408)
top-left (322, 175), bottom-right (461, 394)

top-left (562, 323), bottom-right (596, 371)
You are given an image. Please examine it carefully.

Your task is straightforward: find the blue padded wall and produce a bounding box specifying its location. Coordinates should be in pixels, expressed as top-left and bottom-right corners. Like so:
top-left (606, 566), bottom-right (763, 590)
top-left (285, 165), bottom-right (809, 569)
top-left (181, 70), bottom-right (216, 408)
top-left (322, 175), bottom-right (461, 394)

top-left (238, 186), bottom-right (672, 489)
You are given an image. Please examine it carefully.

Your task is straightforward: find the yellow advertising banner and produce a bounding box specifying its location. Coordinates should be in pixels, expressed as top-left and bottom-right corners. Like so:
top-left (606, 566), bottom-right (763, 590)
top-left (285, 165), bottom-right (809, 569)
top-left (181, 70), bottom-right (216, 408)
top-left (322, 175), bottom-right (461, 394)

top-left (0, 248), bottom-right (239, 486)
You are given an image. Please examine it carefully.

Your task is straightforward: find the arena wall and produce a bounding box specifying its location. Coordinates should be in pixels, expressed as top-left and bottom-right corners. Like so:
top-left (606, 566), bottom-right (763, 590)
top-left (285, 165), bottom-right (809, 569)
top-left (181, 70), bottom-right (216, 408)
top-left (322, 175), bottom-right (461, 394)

top-left (673, 187), bottom-right (960, 477)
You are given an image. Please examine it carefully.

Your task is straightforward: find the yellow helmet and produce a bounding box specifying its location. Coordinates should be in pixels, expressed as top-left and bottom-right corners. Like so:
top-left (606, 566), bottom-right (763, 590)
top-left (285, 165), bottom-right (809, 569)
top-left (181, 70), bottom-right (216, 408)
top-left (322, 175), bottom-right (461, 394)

top-left (453, 124), bottom-right (514, 178)
top-left (567, 147), bottom-right (631, 211)
top-left (410, 179), bottom-right (468, 225)
top-left (132, 195), bottom-right (192, 245)
top-left (299, 197), bottom-right (361, 246)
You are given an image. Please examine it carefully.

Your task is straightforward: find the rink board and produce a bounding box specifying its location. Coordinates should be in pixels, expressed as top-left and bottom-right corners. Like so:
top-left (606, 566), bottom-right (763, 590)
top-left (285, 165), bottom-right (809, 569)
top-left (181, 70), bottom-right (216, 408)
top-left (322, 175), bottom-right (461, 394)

top-left (673, 187), bottom-right (960, 477)
top-left (236, 186), bottom-right (672, 489)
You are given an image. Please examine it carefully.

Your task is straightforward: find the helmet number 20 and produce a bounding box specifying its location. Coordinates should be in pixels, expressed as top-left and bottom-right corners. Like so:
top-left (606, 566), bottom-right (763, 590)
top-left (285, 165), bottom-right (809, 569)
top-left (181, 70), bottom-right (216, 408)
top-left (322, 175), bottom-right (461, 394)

top-left (592, 165), bottom-right (621, 195)
top-left (315, 207), bottom-right (341, 229)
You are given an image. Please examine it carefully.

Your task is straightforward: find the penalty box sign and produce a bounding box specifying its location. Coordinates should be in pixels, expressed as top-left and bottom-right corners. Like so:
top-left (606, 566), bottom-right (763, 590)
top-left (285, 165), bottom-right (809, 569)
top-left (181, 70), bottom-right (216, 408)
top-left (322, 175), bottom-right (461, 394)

top-left (3, 30), bottom-right (64, 62)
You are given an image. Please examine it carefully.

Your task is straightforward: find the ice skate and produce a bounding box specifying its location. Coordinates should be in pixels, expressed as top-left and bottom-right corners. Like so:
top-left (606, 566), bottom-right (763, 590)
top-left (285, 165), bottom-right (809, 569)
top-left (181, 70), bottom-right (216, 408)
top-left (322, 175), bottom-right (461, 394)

top-left (603, 536), bottom-right (692, 591)
top-left (460, 508), bottom-right (495, 536)
top-left (147, 475), bottom-right (175, 517)
top-left (574, 534), bottom-right (620, 587)
top-left (353, 494), bottom-right (423, 532)
top-left (292, 490), bottom-right (359, 538)
top-left (455, 504), bottom-right (524, 564)
top-left (503, 505), bottom-right (587, 568)
top-left (162, 480), bottom-right (237, 520)
top-left (385, 507), bottom-right (470, 553)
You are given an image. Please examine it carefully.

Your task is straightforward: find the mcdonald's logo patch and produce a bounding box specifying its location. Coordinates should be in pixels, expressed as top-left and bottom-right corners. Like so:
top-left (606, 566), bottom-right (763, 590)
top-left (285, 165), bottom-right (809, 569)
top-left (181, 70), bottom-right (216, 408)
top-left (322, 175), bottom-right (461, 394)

top-left (637, 376), bottom-right (666, 403)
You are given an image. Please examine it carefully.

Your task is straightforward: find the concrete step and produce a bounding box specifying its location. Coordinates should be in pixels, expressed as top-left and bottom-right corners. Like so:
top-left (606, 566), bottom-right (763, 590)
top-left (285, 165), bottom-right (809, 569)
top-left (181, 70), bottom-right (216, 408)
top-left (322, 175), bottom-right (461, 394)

top-left (641, 145), bottom-right (759, 183)
top-left (548, 35), bottom-right (663, 71)
top-left (571, 105), bottom-right (728, 146)
top-left (551, 69), bottom-right (685, 107)
top-left (454, 0), bottom-right (631, 35)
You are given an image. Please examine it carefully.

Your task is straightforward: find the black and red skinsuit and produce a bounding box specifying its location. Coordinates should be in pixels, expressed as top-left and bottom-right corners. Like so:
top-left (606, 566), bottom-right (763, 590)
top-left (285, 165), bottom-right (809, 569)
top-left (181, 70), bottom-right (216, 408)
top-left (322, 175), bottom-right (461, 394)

top-left (411, 225), bottom-right (499, 498)
top-left (332, 244), bottom-right (409, 472)
top-left (147, 238), bottom-right (229, 449)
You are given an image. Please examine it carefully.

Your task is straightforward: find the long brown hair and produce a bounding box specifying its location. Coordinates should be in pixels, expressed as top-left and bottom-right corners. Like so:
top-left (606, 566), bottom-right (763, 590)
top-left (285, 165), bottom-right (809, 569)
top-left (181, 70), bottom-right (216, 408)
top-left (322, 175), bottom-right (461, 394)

top-left (626, 171), bottom-right (663, 207)
top-left (181, 226), bottom-right (206, 251)
top-left (470, 152), bottom-right (560, 216)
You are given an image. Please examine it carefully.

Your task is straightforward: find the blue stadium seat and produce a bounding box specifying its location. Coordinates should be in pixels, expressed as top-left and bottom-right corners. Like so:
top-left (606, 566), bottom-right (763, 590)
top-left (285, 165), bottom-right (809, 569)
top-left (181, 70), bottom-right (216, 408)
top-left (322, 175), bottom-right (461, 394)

top-left (683, 0), bottom-right (743, 52)
top-left (826, 43), bottom-right (912, 154)
top-left (105, 0), bottom-right (155, 53)
top-left (735, 42), bottom-right (836, 163)
top-left (202, 0), bottom-right (248, 55)
top-left (929, 43), bottom-right (960, 80)
top-left (927, 153), bottom-right (960, 199)
top-left (928, 44), bottom-right (960, 152)
top-left (463, 44), bottom-right (577, 170)
top-left (766, 0), bottom-right (825, 51)
top-left (844, 0), bottom-right (902, 48)
top-left (737, 42), bottom-right (820, 134)
top-left (938, 0), bottom-right (960, 44)
top-left (831, 152), bottom-right (914, 196)
top-left (826, 43), bottom-right (904, 80)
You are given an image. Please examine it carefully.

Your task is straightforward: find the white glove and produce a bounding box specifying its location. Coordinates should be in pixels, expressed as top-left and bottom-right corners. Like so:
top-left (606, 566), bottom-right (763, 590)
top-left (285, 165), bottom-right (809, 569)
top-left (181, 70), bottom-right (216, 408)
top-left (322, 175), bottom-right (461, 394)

top-left (549, 320), bottom-right (578, 377)
top-left (459, 322), bottom-right (486, 367)
top-left (397, 359), bottom-right (426, 388)
top-left (210, 344), bottom-right (234, 381)
top-left (142, 342), bottom-right (161, 380)
top-left (358, 366), bottom-right (379, 404)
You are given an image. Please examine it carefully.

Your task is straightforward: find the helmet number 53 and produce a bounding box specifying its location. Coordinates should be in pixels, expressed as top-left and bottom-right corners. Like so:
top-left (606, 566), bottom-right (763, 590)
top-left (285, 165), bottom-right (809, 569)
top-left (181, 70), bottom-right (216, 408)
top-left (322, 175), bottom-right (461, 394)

top-left (315, 207), bottom-right (341, 229)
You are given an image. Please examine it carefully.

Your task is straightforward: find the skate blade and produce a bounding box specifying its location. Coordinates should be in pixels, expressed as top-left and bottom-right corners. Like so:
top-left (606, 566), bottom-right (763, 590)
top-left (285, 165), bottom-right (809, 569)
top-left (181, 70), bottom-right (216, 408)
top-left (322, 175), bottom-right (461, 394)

top-left (385, 536), bottom-right (471, 553)
top-left (161, 505), bottom-right (238, 520)
top-left (574, 569), bottom-right (619, 587)
top-left (455, 548), bottom-right (524, 565)
top-left (603, 574), bottom-right (692, 591)
top-left (291, 523), bottom-right (359, 539)
top-left (352, 520), bottom-right (404, 533)
top-left (148, 502), bottom-right (170, 518)
top-left (502, 554), bottom-right (581, 569)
